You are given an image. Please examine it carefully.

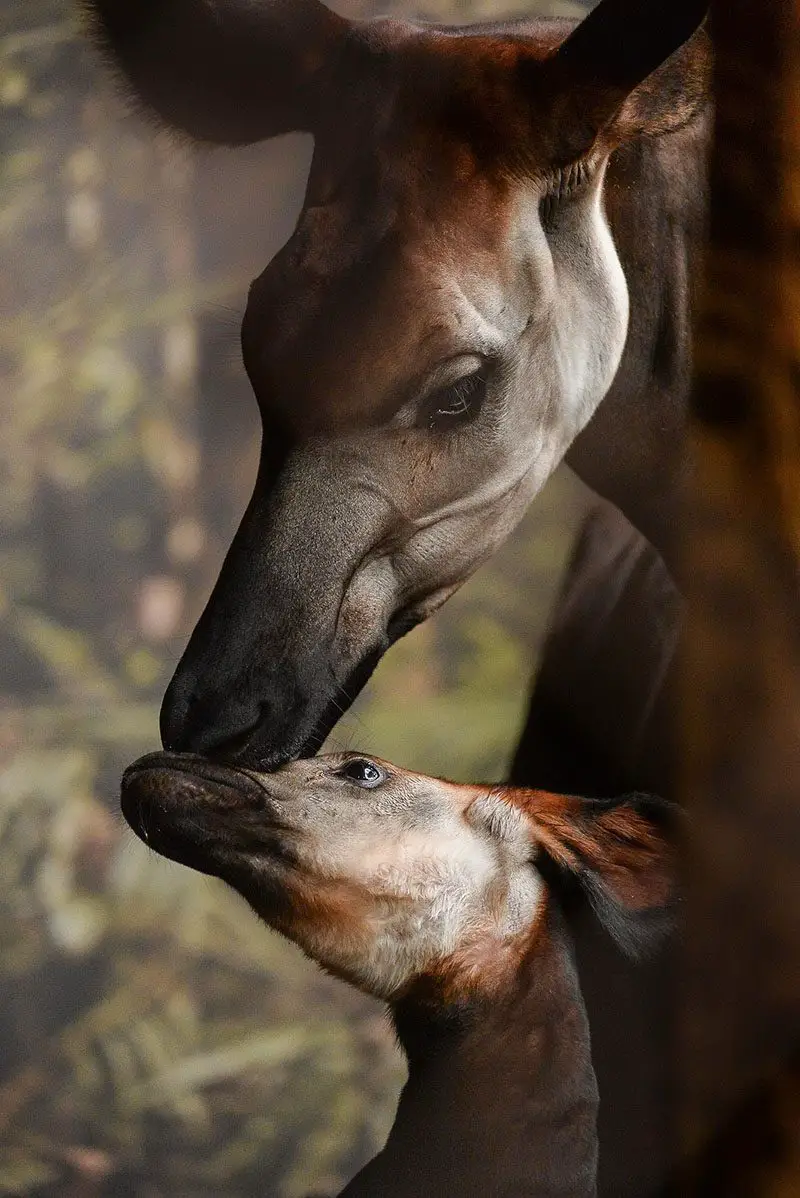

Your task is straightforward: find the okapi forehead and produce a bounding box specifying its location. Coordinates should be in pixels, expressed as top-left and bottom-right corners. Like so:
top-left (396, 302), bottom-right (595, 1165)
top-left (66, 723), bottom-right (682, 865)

top-left (241, 28), bottom-right (579, 431)
top-left (244, 169), bottom-right (520, 429)
top-left (326, 20), bottom-right (574, 165)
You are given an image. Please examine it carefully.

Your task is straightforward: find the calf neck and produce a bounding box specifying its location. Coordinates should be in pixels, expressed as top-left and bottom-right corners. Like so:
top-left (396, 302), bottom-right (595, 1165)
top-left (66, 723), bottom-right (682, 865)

top-left (343, 905), bottom-right (597, 1198)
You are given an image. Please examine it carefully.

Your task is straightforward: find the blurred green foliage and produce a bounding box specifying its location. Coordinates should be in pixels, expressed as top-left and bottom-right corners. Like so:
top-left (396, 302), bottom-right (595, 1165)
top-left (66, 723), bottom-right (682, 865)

top-left (1, 0), bottom-right (590, 1193)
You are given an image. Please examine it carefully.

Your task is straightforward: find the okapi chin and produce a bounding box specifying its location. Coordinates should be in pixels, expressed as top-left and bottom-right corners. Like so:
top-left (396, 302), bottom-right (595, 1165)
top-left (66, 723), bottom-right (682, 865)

top-left (85, 0), bottom-right (711, 767)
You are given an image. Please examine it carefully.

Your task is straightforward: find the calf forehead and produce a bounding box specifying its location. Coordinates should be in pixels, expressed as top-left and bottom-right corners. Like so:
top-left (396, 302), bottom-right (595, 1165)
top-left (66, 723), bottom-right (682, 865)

top-left (282, 768), bottom-right (476, 835)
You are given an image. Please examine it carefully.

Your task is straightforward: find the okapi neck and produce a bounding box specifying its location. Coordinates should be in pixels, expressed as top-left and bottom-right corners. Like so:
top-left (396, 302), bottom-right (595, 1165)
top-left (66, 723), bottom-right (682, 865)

top-left (366, 906), bottom-right (599, 1198)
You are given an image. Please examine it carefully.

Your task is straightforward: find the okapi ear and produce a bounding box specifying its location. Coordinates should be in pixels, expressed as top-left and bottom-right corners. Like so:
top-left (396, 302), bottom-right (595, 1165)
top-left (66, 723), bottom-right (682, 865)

top-left (82, 0), bottom-right (351, 145)
top-left (597, 23), bottom-right (711, 147)
top-left (531, 790), bottom-right (681, 959)
top-left (534, 0), bottom-right (710, 162)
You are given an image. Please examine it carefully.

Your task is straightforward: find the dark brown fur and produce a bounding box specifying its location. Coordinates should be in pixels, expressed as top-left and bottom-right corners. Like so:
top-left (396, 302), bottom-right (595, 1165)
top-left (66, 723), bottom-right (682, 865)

top-left (83, 0), bottom-right (710, 763)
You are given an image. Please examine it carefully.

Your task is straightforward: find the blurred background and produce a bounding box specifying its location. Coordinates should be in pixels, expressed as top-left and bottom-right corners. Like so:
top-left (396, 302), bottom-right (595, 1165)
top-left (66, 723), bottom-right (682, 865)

top-left (1, 1), bottom-right (594, 1193)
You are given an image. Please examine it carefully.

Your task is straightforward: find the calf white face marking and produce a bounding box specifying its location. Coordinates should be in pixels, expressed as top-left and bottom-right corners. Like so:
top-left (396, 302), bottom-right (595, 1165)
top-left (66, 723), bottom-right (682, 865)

top-left (238, 755), bottom-right (544, 999)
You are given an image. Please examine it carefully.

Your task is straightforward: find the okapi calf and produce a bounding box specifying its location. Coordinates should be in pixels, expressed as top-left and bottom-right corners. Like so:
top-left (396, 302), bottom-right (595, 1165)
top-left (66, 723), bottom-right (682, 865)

top-left (121, 751), bottom-right (678, 1198)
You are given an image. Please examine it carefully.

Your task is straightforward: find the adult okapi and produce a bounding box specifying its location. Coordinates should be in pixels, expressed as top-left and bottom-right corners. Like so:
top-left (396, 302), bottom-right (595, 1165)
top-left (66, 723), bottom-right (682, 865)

top-left (87, 0), bottom-right (710, 1193)
top-left (86, 0), bottom-right (710, 770)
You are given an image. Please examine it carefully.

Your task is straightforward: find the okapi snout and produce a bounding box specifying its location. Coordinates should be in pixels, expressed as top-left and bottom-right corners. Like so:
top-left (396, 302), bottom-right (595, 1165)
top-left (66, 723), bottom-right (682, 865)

top-left (157, 438), bottom-right (412, 765)
top-left (120, 752), bottom-right (287, 878)
top-left (121, 752), bottom-right (679, 1001)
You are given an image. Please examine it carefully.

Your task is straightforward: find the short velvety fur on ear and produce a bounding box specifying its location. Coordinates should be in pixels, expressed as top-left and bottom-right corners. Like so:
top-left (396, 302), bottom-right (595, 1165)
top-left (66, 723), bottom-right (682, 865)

top-left (529, 791), bottom-right (681, 960)
top-left (525, 9), bottom-right (711, 164)
top-left (81, 0), bottom-right (350, 144)
top-left (606, 24), bottom-right (712, 146)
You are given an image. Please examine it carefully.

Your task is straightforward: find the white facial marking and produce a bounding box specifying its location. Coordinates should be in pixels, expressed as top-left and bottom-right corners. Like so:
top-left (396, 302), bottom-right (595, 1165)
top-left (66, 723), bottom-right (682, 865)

top-left (245, 760), bottom-right (544, 1000)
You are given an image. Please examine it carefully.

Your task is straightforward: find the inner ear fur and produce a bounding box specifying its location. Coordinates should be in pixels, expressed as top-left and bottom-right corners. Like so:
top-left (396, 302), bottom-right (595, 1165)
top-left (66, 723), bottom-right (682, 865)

top-left (525, 790), bottom-right (682, 959)
top-left (606, 24), bottom-right (712, 146)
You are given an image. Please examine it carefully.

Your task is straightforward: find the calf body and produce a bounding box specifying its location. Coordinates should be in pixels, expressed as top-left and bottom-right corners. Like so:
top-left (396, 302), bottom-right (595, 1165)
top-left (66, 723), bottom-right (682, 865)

top-left (121, 752), bottom-right (676, 1197)
top-left (343, 909), bottom-right (597, 1198)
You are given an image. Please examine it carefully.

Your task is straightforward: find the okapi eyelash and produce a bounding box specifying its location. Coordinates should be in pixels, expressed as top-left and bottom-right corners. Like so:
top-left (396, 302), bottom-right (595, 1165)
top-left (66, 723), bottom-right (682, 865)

top-left (539, 159), bottom-right (593, 225)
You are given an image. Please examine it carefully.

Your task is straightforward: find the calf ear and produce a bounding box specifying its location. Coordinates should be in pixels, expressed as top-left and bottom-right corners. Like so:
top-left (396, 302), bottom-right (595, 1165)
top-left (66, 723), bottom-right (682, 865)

top-left (82, 0), bottom-right (351, 144)
top-left (532, 791), bottom-right (681, 959)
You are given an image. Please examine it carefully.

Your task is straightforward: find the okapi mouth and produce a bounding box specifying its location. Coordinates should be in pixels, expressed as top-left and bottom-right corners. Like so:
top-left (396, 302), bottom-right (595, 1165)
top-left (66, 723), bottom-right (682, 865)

top-left (294, 605), bottom-right (424, 760)
top-left (308, 605), bottom-right (423, 749)
top-left (209, 605), bottom-right (425, 770)
top-left (119, 752), bottom-right (291, 875)
top-left (297, 651), bottom-right (383, 759)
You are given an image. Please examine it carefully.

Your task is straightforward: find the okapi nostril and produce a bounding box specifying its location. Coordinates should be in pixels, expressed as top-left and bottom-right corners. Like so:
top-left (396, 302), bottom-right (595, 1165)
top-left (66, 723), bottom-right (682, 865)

top-left (207, 714), bottom-right (268, 763)
top-left (159, 676), bottom-right (266, 759)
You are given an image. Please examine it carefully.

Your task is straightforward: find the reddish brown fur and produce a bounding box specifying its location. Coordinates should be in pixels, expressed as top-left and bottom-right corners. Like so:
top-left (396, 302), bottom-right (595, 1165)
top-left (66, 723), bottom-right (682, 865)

top-left (509, 788), bottom-right (676, 911)
top-left (404, 891), bottom-right (550, 1011)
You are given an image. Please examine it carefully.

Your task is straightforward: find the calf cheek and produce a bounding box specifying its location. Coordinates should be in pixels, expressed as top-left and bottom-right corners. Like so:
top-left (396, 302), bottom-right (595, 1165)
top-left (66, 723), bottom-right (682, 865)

top-left (292, 883), bottom-right (387, 986)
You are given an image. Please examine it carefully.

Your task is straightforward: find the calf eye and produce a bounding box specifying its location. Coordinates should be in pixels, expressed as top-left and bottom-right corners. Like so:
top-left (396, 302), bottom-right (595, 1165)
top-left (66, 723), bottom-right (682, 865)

top-left (421, 366), bottom-right (488, 432)
top-left (338, 758), bottom-right (385, 788)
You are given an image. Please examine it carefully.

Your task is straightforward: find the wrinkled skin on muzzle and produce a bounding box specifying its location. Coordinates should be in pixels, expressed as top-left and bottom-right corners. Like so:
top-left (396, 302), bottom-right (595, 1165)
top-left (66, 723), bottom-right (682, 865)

top-left (87, 0), bottom-right (710, 766)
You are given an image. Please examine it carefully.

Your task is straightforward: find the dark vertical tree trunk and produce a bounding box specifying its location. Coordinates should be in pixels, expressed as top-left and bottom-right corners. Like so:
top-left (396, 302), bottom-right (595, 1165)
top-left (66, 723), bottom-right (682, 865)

top-left (677, 1), bottom-right (800, 1191)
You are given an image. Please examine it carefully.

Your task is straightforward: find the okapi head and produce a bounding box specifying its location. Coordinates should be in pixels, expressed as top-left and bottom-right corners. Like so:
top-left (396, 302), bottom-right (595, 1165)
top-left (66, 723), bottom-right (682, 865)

top-left (87, 0), bottom-right (710, 766)
top-left (120, 751), bottom-right (678, 1000)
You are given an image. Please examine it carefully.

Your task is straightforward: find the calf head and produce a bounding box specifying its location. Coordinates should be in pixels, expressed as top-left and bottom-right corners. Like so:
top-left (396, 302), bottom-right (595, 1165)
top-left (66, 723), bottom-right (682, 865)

top-left (88, 0), bottom-right (710, 765)
top-left (121, 751), bottom-right (678, 1001)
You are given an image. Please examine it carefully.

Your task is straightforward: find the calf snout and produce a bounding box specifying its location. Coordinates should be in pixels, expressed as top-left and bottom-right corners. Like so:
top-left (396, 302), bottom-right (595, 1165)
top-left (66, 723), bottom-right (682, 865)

top-left (120, 752), bottom-right (273, 874)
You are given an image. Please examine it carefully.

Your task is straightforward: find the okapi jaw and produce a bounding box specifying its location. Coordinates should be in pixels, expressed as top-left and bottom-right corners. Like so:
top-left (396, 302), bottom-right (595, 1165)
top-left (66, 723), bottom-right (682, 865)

top-left (85, 0), bottom-right (710, 764)
top-left (119, 752), bottom-right (678, 1198)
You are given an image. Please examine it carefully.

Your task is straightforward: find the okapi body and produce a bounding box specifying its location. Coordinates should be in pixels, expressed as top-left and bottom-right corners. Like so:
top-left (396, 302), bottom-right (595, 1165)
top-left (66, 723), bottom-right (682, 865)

top-left (120, 751), bottom-right (678, 1198)
top-left (515, 499), bottom-right (682, 802)
top-left (85, 0), bottom-right (711, 768)
top-left (513, 500), bottom-right (682, 1196)
top-left (88, 4), bottom-right (708, 1193)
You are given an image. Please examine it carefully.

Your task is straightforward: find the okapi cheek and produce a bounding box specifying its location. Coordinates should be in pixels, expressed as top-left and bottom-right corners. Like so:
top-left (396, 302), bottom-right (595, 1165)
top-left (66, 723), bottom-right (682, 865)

top-left (333, 556), bottom-right (398, 664)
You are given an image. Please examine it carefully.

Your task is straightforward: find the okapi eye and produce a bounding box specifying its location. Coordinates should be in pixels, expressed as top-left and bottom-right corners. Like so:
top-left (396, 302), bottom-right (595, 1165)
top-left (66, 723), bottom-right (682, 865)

top-left (422, 367), bottom-right (488, 432)
top-left (338, 758), bottom-right (385, 788)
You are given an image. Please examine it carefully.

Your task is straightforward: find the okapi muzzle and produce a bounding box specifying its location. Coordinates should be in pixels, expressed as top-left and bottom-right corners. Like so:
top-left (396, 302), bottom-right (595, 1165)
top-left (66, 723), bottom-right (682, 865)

top-left (87, 0), bottom-right (710, 766)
